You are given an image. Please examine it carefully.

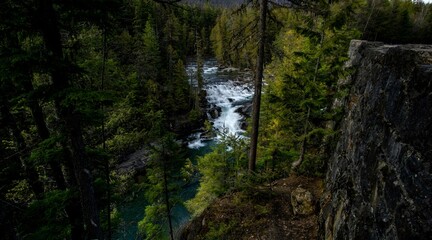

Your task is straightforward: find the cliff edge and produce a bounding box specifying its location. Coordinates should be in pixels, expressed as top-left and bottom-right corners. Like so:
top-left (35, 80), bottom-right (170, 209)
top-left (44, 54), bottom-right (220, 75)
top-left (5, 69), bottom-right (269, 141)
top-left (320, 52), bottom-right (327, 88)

top-left (320, 40), bottom-right (432, 240)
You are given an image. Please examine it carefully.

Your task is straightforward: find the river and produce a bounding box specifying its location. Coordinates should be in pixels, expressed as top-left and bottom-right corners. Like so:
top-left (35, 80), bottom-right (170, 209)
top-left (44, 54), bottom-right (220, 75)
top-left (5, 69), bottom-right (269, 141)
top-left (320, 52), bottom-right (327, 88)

top-left (113, 59), bottom-right (252, 239)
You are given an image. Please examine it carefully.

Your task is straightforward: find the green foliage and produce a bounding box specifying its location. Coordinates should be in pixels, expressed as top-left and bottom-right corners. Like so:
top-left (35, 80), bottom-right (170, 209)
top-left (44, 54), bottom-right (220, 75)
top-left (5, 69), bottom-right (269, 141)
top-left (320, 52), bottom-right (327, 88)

top-left (210, 8), bottom-right (258, 68)
top-left (186, 133), bottom-right (247, 216)
top-left (166, 59), bottom-right (191, 115)
top-left (296, 153), bottom-right (327, 177)
top-left (188, 108), bottom-right (202, 122)
top-left (138, 204), bottom-right (166, 239)
top-left (106, 206), bottom-right (121, 231)
top-left (181, 158), bottom-right (196, 183)
top-left (259, 3), bottom-right (360, 176)
top-left (196, 35), bottom-right (205, 90)
top-left (5, 180), bottom-right (34, 204)
top-left (205, 220), bottom-right (238, 240)
top-left (111, 172), bottom-right (135, 198)
top-left (357, 0), bottom-right (432, 44)
top-left (138, 135), bottom-right (185, 240)
top-left (141, 20), bottom-right (161, 81)
top-left (29, 135), bottom-right (64, 165)
top-left (21, 190), bottom-right (73, 240)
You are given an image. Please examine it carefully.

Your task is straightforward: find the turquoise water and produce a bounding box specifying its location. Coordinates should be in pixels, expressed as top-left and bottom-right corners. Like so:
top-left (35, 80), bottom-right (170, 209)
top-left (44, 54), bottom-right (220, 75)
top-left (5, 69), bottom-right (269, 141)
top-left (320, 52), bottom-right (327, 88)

top-left (112, 142), bottom-right (214, 240)
top-left (113, 190), bottom-right (148, 239)
top-left (172, 142), bottom-right (214, 237)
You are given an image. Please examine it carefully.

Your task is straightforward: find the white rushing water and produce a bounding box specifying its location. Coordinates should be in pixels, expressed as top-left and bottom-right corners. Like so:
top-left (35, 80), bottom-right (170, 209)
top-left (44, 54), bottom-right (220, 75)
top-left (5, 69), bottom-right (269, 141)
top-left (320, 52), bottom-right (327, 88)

top-left (186, 59), bottom-right (253, 149)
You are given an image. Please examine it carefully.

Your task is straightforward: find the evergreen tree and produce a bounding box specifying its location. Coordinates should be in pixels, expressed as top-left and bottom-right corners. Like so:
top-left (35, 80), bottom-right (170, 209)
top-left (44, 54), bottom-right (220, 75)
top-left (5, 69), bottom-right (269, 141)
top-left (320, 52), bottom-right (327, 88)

top-left (138, 135), bottom-right (185, 240)
top-left (210, 10), bottom-right (230, 65)
top-left (196, 34), bottom-right (205, 92)
top-left (249, 0), bottom-right (268, 172)
top-left (259, 1), bottom-right (359, 176)
top-left (172, 59), bottom-right (191, 114)
top-left (142, 20), bottom-right (161, 82)
top-left (186, 133), bottom-right (247, 216)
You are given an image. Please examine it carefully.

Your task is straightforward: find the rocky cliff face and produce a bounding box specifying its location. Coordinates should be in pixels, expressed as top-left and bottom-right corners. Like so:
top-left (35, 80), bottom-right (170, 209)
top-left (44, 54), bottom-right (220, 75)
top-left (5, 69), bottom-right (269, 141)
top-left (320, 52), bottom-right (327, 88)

top-left (320, 40), bottom-right (432, 240)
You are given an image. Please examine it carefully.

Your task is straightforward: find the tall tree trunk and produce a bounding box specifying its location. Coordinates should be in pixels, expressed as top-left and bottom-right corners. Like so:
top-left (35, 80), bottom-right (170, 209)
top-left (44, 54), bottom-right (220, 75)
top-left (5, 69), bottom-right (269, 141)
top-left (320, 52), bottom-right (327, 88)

top-left (162, 150), bottom-right (174, 240)
top-left (23, 79), bottom-right (85, 240)
top-left (0, 103), bottom-right (44, 199)
top-left (249, 0), bottom-right (267, 172)
top-left (291, 107), bottom-right (310, 171)
top-left (36, 0), bottom-right (103, 239)
top-left (61, 143), bottom-right (87, 239)
top-left (22, 76), bottom-right (66, 188)
top-left (101, 25), bottom-right (112, 240)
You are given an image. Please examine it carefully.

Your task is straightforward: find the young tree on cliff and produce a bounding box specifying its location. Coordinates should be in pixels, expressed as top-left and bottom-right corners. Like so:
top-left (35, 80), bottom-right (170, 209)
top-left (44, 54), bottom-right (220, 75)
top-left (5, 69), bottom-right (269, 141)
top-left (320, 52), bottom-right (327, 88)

top-left (248, 0), bottom-right (323, 172)
top-left (139, 134), bottom-right (185, 240)
top-left (249, 0), bottom-right (268, 172)
top-left (257, 0), bottom-right (360, 176)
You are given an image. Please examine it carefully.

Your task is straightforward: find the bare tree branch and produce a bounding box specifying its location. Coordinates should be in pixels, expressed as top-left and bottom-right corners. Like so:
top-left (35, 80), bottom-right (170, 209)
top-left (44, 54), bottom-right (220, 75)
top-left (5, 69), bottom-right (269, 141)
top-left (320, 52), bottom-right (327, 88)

top-left (152, 0), bottom-right (183, 8)
top-left (152, 0), bottom-right (182, 3)
top-left (269, 0), bottom-right (325, 15)
top-left (267, 8), bottom-right (284, 28)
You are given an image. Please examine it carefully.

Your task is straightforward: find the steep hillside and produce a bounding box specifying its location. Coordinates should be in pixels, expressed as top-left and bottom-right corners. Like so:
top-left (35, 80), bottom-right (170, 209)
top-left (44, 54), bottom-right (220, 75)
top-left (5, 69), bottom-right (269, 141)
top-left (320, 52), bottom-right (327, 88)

top-left (181, 176), bottom-right (324, 240)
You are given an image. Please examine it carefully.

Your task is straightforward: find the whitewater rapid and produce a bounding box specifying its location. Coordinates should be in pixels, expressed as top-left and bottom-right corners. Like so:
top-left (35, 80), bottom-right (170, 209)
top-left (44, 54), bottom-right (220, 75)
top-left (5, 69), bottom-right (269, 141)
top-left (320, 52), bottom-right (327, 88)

top-left (186, 59), bottom-right (253, 149)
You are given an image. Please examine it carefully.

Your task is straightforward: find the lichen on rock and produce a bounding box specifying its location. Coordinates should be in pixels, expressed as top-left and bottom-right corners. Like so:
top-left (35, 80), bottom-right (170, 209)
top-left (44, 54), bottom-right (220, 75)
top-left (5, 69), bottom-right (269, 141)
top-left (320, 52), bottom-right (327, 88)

top-left (320, 40), bottom-right (432, 240)
top-left (291, 187), bottom-right (315, 216)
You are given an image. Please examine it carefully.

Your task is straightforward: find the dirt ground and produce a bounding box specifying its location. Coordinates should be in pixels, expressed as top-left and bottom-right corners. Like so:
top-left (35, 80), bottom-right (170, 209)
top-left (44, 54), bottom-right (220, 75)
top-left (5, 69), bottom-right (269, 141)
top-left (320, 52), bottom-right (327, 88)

top-left (181, 175), bottom-right (324, 240)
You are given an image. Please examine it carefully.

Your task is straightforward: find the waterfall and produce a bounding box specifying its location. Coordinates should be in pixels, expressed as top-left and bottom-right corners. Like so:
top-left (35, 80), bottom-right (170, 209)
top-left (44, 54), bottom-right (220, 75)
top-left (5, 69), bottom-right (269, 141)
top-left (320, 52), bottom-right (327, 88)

top-left (186, 59), bottom-right (253, 149)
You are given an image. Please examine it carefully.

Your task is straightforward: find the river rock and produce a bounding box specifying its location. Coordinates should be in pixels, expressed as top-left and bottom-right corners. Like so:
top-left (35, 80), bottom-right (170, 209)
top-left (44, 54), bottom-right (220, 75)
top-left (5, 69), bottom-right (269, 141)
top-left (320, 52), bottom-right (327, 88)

top-left (291, 187), bottom-right (315, 216)
top-left (235, 103), bottom-right (253, 117)
top-left (232, 99), bottom-right (251, 107)
top-left (320, 40), bottom-right (432, 240)
top-left (220, 67), bottom-right (239, 73)
top-left (171, 113), bottom-right (206, 138)
top-left (200, 130), bottom-right (216, 141)
top-left (117, 148), bottom-right (150, 175)
top-left (208, 106), bottom-right (222, 119)
top-left (240, 121), bottom-right (248, 130)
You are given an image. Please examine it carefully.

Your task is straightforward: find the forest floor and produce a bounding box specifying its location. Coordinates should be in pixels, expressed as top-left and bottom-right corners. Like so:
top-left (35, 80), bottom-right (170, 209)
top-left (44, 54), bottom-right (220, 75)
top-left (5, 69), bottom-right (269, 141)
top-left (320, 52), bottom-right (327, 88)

top-left (180, 175), bottom-right (325, 240)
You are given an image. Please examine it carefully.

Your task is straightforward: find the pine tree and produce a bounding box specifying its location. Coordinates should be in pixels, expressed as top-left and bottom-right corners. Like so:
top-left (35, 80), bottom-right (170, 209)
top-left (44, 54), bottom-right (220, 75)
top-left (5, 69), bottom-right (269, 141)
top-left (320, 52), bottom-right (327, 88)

top-left (172, 59), bottom-right (190, 114)
top-left (138, 135), bottom-right (185, 240)
top-left (259, 1), bottom-right (359, 176)
top-left (249, 0), bottom-right (268, 172)
top-left (186, 132), bottom-right (247, 216)
top-left (196, 34), bottom-right (204, 91)
top-left (142, 20), bottom-right (161, 82)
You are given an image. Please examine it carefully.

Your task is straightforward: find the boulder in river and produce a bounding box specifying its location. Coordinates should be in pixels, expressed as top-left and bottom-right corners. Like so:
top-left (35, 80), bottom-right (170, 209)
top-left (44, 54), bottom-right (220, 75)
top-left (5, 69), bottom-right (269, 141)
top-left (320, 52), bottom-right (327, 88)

top-left (200, 130), bottom-right (216, 141)
top-left (220, 67), bottom-right (239, 73)
top-left (208, 106), bottom-right (222, 119)
top-left (232, 99), bottom-right (251, 107)
top-left (235, 103), bottom-right (253, 117)
top-left (240, 121), bottom-right (248, 130)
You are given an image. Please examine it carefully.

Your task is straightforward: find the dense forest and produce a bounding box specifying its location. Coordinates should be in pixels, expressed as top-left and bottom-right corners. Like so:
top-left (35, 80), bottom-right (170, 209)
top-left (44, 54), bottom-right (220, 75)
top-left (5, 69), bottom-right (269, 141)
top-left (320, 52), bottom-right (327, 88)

top-left (1, 0), bottom-right (431, 239)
